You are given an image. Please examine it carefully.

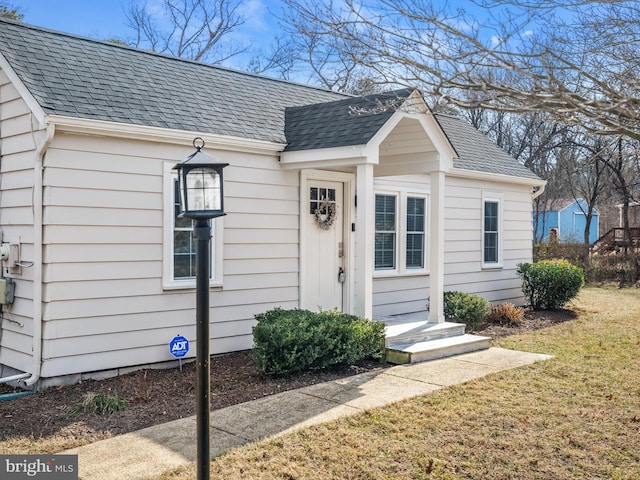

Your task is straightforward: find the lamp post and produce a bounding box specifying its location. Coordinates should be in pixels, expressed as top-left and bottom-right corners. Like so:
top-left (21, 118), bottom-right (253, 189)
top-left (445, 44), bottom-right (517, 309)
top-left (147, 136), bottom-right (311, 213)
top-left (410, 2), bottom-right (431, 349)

top-left (173, 137), bottom-right (228, 480)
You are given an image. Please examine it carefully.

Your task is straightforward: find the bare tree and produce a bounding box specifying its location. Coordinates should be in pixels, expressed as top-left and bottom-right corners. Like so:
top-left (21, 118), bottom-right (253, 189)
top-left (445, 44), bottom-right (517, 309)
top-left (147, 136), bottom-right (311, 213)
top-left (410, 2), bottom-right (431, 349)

top-left (125, 0), bottom-right (247, 63)
top-left (283, 0), bottom-right (640, 141)
top-left (559, 134), bottom-right (612, 248)
top-left (275, 4), bottom-right (386, 93)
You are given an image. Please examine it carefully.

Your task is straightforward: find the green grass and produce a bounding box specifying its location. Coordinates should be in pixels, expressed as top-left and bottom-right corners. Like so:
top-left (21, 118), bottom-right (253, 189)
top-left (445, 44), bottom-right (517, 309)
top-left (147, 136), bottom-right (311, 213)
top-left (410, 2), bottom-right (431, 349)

top-left (157, 287), bottom-right (640, 479)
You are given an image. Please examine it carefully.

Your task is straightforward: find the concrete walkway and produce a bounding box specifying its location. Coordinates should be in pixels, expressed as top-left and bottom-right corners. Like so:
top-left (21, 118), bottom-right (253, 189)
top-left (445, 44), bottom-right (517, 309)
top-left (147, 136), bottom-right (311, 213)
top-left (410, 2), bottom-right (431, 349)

top-left (63, 347), bottom-right (552, 480)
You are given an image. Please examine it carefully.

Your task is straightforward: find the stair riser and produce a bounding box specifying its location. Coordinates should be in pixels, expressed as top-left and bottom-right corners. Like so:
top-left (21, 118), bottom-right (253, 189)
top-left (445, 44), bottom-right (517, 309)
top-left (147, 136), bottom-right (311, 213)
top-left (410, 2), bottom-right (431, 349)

top-left (386, 324), bottom-right (466, 347)
top-left (407, 338), bottom-right (491, 364)
top-left (386, 337), bottom-right (491, 365)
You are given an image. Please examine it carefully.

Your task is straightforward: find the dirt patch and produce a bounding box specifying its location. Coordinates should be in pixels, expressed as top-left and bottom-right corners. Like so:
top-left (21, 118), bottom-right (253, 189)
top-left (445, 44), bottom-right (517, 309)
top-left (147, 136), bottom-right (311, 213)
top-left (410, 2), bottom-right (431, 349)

top-left (0, 308), bottom-right (575, 450)
top-left (476, 307), bottom-right (577, 339)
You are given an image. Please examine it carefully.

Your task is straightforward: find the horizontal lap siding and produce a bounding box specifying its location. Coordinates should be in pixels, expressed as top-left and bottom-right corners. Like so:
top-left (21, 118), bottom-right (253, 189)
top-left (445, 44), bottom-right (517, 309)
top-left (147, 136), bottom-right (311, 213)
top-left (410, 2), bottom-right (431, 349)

top-left (0, 68), bottom-right (36, 373)
top-left (370, 174), bottom-right (534, 317)
top-left (373, 276), bottom-right (429, 317)
top-left (444, 176), bottom-right (533, 305)
top-left (40, 134), bottom-right (299, 378)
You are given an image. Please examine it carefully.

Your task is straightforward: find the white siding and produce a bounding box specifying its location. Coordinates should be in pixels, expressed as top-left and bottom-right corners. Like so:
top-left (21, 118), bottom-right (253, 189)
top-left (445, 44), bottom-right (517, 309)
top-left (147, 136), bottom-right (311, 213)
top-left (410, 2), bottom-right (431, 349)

top-left (0, 68), bottom-right (37, 373)
top-left (444, 176), bottom-right (533, 304)
top-left (38, 133), bottom-right (299, 378)
top-left (372, 173), bottom-right (534, 318)
top-left (373, 275), bottom-right (429, 316)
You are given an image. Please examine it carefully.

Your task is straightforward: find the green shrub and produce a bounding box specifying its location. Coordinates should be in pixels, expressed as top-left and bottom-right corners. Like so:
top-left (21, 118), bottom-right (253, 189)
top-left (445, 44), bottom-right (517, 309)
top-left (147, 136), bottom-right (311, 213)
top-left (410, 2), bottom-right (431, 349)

top-left (517, 259), bottom-right (584, 310)
top-left (485, 303), bottom-right (525, 326)
top-left (252, 308), bottom-right (385, 376)
top-left (443, 291), bottom-right (489, 331)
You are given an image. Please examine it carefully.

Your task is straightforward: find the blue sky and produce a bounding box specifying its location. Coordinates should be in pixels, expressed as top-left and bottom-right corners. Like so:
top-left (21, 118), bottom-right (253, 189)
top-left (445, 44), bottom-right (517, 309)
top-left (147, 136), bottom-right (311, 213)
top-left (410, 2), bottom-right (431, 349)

top-left (13, 0), bottom-right (140, 39)
top-left (10, 0), bottom-right (287, 72)
top-left (10, 0), bottom-right (283, 59)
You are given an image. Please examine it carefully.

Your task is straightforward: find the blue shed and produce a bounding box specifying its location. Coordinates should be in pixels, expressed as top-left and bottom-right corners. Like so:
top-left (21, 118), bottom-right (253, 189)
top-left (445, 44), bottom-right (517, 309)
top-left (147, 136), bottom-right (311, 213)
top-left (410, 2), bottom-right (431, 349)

top-left (534, 199), bottom-right (599, 244)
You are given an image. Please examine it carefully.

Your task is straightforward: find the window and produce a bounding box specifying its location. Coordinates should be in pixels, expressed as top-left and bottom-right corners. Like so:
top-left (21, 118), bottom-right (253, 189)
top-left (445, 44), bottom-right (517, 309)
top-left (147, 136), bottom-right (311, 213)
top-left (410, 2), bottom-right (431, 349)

top-left (374, 192), bottom-right (428, 274)
top-left (406, 197), bottom-right (425, 269)
top-left (375, 194), bottom-right (397, 269)
top-left (172, 179), bottom-right (209, 279)
top-left (163, 164), bottom-right (223, 288)
top-left (482, 196), bottom-right (502, 267)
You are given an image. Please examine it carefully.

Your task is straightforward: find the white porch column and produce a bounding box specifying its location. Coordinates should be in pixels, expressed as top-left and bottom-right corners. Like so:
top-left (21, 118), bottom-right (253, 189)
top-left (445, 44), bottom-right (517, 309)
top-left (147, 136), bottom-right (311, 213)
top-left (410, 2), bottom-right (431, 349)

top-left (355, 163), bottom-right (374, 319)
top-left (429, 170), bottom-right (446, 323)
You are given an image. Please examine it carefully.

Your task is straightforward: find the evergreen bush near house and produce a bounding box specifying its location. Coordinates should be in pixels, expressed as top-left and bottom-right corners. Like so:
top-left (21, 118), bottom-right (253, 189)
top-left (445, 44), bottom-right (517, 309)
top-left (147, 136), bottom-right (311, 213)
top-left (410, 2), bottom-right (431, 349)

top-left (252, 308), bottom-right (385, 376)
top-left (517, 259), bottom-right (584, 310)
top-left (443, 291), bottom-right (489, 332)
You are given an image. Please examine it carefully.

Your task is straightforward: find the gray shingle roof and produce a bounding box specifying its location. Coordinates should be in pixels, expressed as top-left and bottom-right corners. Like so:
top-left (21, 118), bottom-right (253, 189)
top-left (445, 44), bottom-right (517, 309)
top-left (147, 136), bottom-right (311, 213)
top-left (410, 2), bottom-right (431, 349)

top-left (0, 19), bottom-right (540, 181)
top-left (0, 18), bottom-right (344, 143)
top-left (284, 88), bottom-right (414, 151)
top-left (435, 114), bottom-right (542, 180)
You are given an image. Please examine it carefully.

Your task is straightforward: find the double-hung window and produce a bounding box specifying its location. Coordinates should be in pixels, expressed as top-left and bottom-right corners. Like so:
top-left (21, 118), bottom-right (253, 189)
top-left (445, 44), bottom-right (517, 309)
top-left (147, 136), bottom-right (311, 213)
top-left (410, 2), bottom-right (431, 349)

top-left (375, 194), bottom-right (397, 270)
top-left (163, 163), bottom-right (223, 288)
top-left (482, 194), bottom-right (502, 268)
top-left (374, 192), bottom-right (428, 274)
top-left (406, 196), bottom-right (426, 269)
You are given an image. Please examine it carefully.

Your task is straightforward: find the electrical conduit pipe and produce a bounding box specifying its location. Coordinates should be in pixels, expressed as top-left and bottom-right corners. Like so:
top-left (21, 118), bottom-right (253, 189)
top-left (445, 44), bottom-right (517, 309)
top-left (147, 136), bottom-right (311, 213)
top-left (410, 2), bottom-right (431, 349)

top-left (2, 123), bottom-right (55, 389)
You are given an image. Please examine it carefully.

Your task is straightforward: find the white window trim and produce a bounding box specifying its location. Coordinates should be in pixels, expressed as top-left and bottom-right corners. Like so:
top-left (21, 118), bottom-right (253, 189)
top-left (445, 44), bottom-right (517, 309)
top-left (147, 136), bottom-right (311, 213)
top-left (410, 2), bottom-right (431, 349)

top-left (163, 162), bottom-right (224, 289)
top-left (374, 189), bottom-right (429, 277)
top-left (481, 192), bottom-right (503, 269)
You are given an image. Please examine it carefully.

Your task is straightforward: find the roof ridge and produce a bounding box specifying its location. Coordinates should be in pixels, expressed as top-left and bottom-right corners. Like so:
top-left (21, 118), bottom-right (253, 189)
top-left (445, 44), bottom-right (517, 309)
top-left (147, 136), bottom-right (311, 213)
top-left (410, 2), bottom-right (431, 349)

top-left (286, 87), bottom-right (414, 113)
top-left (0, 17), bottom-right (341, 97)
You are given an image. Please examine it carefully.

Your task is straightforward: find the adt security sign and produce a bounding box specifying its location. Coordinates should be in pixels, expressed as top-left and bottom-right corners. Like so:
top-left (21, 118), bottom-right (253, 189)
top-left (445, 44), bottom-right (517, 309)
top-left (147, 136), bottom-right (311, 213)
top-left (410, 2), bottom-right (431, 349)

top-left (169, 335), bottom-right (189, 358)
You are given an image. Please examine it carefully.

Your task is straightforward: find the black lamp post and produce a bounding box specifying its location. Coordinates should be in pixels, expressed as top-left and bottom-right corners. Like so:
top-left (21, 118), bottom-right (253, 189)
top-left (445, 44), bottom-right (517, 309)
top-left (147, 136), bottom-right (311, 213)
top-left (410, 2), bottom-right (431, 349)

top-left (173, 137), bottom-right (228, 480)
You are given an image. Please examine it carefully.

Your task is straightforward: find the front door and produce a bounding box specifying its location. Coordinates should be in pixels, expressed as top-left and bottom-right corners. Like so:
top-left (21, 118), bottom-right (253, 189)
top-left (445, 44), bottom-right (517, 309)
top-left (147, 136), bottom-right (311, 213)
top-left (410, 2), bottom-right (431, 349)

top-left (301, 180), bottom-right (344, 311)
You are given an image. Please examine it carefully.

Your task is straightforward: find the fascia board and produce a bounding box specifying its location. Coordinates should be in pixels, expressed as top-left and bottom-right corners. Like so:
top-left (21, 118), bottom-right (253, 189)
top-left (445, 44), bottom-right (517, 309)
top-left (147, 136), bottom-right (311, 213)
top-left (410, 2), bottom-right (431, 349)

top-left (45, 115), bottom-right (285, 155)
top-left (280, 144), bottom-right (374, 165)
top-left (449, 166), bottom-right (547, 187)
top-left (0, 52), bottom-right (46, 127)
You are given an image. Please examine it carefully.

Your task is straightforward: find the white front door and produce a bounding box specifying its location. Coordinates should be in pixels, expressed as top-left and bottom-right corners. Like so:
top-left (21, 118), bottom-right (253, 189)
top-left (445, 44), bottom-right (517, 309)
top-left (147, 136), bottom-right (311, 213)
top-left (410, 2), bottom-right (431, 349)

top-left (301, 179), bottom-right (345, 311)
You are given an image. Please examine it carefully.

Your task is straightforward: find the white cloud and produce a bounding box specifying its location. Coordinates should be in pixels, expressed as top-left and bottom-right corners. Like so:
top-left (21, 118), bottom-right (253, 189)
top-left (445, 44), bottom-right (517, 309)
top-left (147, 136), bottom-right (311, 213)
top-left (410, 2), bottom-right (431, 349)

top-left (238, 0), bottom-right (269, 31)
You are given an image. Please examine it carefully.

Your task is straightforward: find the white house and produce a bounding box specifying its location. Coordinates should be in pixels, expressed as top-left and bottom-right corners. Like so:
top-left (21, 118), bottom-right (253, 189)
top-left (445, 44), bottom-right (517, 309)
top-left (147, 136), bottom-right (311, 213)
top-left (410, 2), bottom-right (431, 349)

top-left (0, 19), bottom-right (544, 388)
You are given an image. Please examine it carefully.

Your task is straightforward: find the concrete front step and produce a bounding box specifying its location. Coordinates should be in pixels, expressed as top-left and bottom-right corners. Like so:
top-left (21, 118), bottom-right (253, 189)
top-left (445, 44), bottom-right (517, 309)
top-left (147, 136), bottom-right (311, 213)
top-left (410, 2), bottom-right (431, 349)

top-left (386, 334), bottom-right (492, 365)
top-left (384, 320), bottom-right (466, 348)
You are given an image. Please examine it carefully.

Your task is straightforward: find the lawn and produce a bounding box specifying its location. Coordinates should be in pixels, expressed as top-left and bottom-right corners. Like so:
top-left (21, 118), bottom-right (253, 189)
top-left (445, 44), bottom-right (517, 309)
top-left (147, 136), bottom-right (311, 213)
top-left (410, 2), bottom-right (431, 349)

top-left (157, 287), bottom-right (640, 479)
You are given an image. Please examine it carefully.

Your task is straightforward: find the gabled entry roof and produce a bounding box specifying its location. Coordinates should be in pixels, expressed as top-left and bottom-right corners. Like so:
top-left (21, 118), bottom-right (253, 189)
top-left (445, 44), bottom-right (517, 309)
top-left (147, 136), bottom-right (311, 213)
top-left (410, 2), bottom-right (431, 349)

top-left (284, 88), bottom-right (415, 151)
top-left (0, 18), bottom-right (540, 181)
top-left (284, 88), bottom-right (540, 181)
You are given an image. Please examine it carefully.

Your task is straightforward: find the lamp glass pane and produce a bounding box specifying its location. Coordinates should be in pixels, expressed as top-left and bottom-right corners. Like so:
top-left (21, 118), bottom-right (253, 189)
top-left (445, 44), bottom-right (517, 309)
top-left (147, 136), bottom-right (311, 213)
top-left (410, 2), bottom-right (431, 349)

top-left (185, 167), bottom-right (221, 212)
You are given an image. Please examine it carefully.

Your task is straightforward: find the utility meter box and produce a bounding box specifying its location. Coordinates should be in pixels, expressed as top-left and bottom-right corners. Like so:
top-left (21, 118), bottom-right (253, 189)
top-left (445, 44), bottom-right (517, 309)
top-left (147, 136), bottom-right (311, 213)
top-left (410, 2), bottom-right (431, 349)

top-left (0, 278), bottom-right (15, 304)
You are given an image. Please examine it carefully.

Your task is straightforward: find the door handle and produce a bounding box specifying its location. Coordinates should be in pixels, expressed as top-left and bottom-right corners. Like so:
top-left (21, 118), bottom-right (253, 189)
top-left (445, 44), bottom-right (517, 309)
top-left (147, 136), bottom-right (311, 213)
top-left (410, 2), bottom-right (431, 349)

top-left (338, 267), bottom-right (346, 283)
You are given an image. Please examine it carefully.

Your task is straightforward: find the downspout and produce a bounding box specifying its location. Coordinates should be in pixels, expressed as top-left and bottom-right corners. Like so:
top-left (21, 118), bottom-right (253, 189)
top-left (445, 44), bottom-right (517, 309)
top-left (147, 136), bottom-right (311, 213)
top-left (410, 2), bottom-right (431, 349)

top-left (22, 122), bottom-right (54, 388)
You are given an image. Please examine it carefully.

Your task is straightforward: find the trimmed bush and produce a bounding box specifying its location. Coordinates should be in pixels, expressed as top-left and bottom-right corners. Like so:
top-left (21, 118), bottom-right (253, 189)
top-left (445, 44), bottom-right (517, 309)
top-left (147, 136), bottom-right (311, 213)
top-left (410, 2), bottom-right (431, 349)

top-left (517, 259), bottom-right (584, 310)
top-left (485, 303), bottom-right (524, 326)
top-left (252, 308), bottom-right (385, 376)
top-left (443, 291), bottom-right (489, 332)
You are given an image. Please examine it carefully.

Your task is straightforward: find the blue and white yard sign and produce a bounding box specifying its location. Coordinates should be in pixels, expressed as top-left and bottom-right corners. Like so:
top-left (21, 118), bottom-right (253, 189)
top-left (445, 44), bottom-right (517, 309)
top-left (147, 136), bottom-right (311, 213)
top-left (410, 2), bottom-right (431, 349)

top-left (169, 335), bottom-right (190, 358)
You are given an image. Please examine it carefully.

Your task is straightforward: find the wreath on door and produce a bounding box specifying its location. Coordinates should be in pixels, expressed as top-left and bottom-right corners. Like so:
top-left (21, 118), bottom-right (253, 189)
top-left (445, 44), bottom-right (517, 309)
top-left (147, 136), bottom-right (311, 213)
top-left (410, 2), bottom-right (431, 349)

top-left (314, 200), bottom-right (338, 230)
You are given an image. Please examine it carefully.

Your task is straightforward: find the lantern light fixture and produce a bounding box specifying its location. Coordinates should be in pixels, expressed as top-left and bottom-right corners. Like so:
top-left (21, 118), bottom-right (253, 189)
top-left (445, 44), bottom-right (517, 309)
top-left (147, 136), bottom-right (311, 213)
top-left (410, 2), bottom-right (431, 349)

top-left (173, 137), bottom-right (228, 220)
